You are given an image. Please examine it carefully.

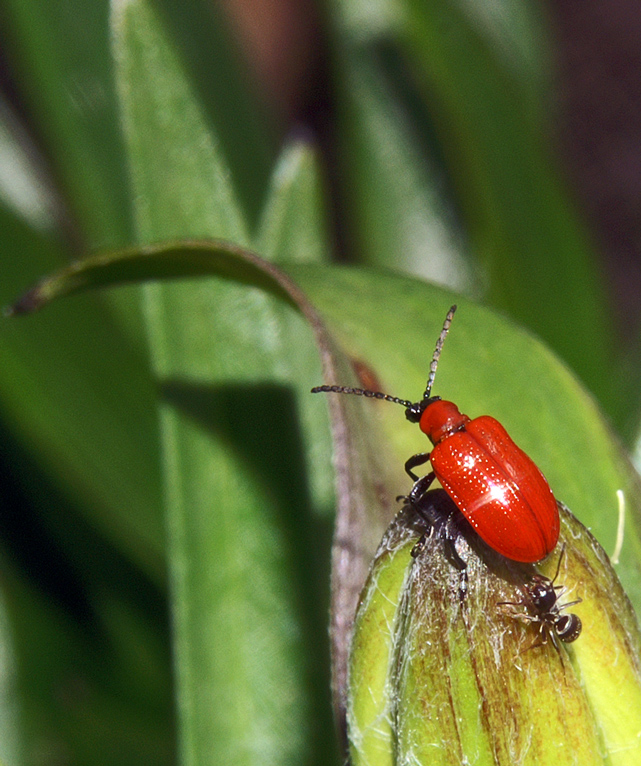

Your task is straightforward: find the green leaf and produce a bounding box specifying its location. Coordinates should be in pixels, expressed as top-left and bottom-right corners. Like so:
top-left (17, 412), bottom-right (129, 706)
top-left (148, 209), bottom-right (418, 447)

top-left (1, 0), bottom-right (275, 244)
top-left (151, 0), bottom-right (276, 226)
top-left (112, 0), bottom-right (248, 245)
top-left (112, 2), bottom-right (335, 764)
top-left (333, 44), bottom-right (472, 290)
top-left (0, 548), bottom-right (174, 766)
top-left (1, 0), bottom-right (132, 246)
top-left (0, 580), bottom-right (19, 766)
top-left (6, 240), bottom-right (298, 316)
top-left (0, 205), bottom-right (164, 582)
top-left (330, 0), bottom-right (620, 428)
top-left (257, 139), bottom-right (331, 264)
top-left (397, 0), bottom-right (614, 414)
top-left (256, 138), bottom-right (336, 512)
top-left (0, 97), bottom-right (58, 233)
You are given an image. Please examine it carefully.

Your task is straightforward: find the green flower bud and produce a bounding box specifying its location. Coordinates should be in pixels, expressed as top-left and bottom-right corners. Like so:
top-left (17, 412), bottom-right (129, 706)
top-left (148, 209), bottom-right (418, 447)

top-left (347, 492), bottom-right (641, 766)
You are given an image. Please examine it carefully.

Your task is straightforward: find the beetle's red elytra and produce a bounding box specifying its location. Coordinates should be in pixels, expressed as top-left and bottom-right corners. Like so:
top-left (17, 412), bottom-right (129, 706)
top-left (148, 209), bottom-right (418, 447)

top-left (312, 305), bottom-right (561, 564)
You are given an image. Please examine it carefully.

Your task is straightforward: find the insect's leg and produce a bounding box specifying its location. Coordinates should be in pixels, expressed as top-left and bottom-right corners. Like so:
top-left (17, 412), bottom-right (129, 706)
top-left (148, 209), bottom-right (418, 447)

top-left (441, 514), bottom-right (467, 571)
top-left (499, 608), bottom-right (536, 622)
top-left (404, 452), bottom-right (431, 482)
top-left (519, 622), bottom-right (550, 653)
top-left (408, 472), bottom-right (436, 504)
top-left (557, 598), bottom-right (582, 611)
top-left (408, 481), bottom-right (438, 553)
top-left (411, 529), bottom-right (432, 558)
top-left (549, 630), bottom-right (565, 667)
top-left (550, 544), bottom-right (566, 585)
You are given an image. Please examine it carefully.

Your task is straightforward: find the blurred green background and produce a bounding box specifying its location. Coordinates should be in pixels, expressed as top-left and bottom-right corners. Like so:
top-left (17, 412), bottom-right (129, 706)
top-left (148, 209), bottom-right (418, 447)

top-left (1, 0), bottom-right (641, 764)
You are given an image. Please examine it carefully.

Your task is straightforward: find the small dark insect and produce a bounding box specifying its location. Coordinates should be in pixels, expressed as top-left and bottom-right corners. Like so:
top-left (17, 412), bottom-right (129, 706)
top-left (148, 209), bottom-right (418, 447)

top-left (499, 547), bottom-right (582, 654)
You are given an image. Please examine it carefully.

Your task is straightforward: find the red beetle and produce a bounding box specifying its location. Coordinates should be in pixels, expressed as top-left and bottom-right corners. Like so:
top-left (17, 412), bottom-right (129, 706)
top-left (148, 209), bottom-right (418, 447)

top-left (312, 305), bottom-right (560, 563)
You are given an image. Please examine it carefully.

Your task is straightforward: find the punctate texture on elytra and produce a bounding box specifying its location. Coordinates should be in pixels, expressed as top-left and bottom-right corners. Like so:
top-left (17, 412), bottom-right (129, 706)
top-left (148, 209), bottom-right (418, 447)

top-left (428, 413), bottom-right (559, 562)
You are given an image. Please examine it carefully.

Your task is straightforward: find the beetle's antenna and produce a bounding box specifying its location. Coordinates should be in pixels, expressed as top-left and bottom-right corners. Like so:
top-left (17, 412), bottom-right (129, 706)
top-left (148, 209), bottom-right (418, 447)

top-left (312, 305), bottom-right (457, 409)
top-left (311, 385), bottom-right (413, 408)
top-left (424, 305), bottom-right (457, 399)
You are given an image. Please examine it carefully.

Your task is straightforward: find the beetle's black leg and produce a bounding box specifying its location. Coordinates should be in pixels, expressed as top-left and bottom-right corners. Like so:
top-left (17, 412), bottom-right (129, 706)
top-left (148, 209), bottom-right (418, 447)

top-left (408, 487), bottom-right (467, 571)
top-left (404, 452), bottom-right (431, 482)
top-left (441, 514), bottom-right (467, 571)
top-left (409, 472), bottom-right (436, 504)
top-left (411, 529), bottom-right (431, 558)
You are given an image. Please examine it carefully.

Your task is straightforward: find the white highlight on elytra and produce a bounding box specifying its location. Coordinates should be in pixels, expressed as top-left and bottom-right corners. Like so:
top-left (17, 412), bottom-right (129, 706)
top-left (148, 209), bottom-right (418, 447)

top-left (611, 489), bottom-right (626, 565)
top-left (488, 483), bottom-right (509, 505)
top-left (462, 454), bottom-right (476, 470)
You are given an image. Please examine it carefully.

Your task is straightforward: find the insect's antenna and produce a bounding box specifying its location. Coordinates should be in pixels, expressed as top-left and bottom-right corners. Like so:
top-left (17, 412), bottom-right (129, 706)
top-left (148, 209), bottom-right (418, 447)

top-left (423, 305), bottom-right (457, 399)
top-left (311, 385), bottom-right (413, 408)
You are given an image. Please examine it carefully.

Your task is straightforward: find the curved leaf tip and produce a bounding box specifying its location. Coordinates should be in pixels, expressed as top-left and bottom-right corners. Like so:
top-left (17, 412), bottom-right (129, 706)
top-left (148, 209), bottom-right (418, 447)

top-left (5, 286), bottom-right (47, 316)
top-left (4, 239), bottom-right (307, 317)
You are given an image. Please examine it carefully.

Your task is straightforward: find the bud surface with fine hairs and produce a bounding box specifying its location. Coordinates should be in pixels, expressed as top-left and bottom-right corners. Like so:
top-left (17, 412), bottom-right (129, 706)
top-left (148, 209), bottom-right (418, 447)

top-left (347, 491), bottom-right (641, 766)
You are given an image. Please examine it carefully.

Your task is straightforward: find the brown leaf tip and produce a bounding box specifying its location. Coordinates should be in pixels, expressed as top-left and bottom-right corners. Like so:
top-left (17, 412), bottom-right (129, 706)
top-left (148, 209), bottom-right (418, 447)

top-left (4, 288), bottom-right (44, 317)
